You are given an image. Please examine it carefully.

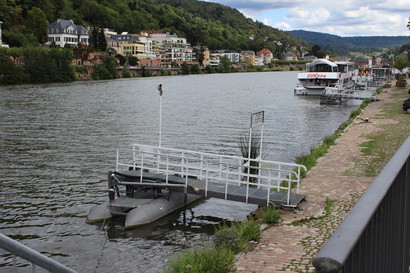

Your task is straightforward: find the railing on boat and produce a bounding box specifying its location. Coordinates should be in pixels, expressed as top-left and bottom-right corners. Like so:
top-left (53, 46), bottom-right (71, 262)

top-left (115, 144), bottom-right (307, 206)
top-left (0, 233), bottom-right (78, 273)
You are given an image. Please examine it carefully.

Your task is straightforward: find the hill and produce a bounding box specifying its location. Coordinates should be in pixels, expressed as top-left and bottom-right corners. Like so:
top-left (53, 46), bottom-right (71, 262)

top-left (0, 0), bottom-right (307, 54)
top-left (287, 30), bottom-right (410, 55)
top-left (288, 30), bottom-right (410, 49)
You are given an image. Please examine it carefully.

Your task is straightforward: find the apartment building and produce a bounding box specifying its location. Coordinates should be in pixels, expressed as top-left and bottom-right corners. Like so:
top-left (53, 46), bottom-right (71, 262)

top-left (149, 32), bottom-right (194, 63)
top-left (210, 50), bottom-right (241, 66)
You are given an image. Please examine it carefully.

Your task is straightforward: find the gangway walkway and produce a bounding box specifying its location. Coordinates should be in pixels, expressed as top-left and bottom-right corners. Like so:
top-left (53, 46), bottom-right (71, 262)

top-left (321, 87), bottom-right (377, 103)
top-left (114, 144), bottom-right (307, 208)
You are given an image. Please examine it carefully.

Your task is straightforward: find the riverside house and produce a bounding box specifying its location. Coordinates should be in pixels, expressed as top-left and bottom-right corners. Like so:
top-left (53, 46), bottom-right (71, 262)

top-left (48, 19), bottom-right (89, 48)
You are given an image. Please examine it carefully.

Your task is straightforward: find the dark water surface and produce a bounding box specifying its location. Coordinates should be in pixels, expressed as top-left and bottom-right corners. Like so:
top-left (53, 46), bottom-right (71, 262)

top-left (0, 72), bottom-right (361, 272)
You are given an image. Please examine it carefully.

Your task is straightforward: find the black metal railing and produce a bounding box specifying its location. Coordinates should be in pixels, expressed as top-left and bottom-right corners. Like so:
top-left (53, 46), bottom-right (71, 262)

top-left (313, 137), bottom-right (410, 273)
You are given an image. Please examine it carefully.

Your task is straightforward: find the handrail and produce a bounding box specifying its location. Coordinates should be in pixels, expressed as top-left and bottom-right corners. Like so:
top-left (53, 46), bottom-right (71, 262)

top-left (313, 137), bottom-right (410, 272)
top-left (0, 233), bottom-right (78, 273)
top-left (116, 144), bottom-right (306, 206)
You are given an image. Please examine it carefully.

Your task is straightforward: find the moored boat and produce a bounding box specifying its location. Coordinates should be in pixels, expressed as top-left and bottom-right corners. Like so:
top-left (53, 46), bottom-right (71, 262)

top-left (87, 171), bottom-right (202, 229)
top-left (294, 59), bottom-right (355, 96)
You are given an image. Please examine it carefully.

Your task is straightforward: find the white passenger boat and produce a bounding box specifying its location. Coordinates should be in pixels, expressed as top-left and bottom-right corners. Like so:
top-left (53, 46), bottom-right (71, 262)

top-left (294, 59), bottom-right (355, 96)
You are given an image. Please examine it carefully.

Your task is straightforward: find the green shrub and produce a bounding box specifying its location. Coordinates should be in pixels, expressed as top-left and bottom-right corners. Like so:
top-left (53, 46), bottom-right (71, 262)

top-left (74, 65), bottom-right (88, 74)
top-left (92, 64), bottom-right (112, 80)
top-left (122, 69), bottom-right (132, 78)
top-left (260, 206), bottom-right (280, 224)
top-left (232, 220), bottom-right (261, 242)
top-left (350, 109), bottom-right (361, 117)
top-left (166, 246), bottom-right (235, 273)
top-left (213, 226), bottom-right (243, 253)
top-left (213, 220), bottom-right (261, 253)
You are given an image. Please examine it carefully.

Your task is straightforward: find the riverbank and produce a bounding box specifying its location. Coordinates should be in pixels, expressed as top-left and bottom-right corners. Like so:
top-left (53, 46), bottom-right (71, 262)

top-left (234, 79), bottom-right (410, 272)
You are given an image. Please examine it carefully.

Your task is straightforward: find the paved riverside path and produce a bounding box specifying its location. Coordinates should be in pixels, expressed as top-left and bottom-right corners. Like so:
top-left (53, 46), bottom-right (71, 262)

top-left (233, 83), bottom-right (401, 273)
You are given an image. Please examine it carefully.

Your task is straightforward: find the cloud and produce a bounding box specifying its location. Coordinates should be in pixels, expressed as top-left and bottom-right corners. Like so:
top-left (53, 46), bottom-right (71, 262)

top-left (274, 22), bottom-right (292, 31)
top-left (204, 0), bottom-right (410, 36)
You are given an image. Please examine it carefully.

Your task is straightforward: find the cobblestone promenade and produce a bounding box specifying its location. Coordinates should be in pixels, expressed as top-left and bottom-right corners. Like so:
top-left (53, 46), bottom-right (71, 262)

top-left (234, 83), bottom-right (400, 273)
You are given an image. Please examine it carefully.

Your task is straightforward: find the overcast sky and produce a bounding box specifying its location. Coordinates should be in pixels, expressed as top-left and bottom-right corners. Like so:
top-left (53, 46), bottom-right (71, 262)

top-left (203, 0), bottom-right (410, 37)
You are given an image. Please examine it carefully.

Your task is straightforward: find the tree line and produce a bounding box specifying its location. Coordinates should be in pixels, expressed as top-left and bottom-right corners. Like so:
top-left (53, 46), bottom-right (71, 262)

top-left (0, 47), bottom-right (75, 84)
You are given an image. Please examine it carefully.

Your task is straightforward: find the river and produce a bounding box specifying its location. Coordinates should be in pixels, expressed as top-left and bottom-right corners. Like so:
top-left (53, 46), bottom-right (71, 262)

top-left (0, 71), bottom-right (362, 272)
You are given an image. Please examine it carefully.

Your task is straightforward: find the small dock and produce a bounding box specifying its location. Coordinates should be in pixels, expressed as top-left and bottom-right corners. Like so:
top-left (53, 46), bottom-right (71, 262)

top-left (113, 170), bottom-right (306, 207)
top-left (114, 144), bottom-right (307, 208)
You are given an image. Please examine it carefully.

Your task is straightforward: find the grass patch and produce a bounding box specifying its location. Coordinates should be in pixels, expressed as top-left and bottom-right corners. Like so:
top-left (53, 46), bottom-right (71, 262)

top-left (259, 206), bottom-right (281, 224)
top-left (324, 199), bottom-right (335, 215)
top-left (166, 246), bottom-right (235, 273)
top-left (167, 219), bottom-right (262, 272)
top-left (344, 88), bottom-right (410, 176)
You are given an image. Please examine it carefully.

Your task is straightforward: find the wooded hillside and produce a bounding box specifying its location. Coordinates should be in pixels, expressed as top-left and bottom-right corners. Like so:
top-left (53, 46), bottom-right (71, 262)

top-left (0, 0), bottom-right (307, 54)
top-left (288, 30), bottom-right (410, 55)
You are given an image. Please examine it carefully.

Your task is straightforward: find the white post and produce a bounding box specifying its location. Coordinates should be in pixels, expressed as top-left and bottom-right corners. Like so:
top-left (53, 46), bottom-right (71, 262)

top-left (259, 123), bottom-right (264, 159)
top-left (247, 126), bottom-right (252, 185)
top-left (157, 84), bottom-right (163, 147)
top-left (258, 122), bottom-right (264, 188)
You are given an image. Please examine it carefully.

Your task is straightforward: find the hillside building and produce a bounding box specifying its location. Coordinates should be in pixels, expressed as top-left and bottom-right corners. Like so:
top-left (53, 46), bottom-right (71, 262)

top-left (48, 19), bottom-right (89, 48)
top-left (149, 32), bottom-right (194, 63)
top-left (210, 50), bottom-right (240, 66)
top-left (0, 21), bottom-right (8, 48)
top-left (240, 51), bottom-right (256, 65)
top-left (257, 48), bottom-right (273, 65)
top-left (106, 32), bottom-right (155, 60)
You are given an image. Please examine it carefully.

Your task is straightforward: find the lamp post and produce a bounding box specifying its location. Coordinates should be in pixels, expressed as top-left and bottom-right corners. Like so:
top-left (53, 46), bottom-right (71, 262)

top-left (157, 84), bottom-right (163, 147)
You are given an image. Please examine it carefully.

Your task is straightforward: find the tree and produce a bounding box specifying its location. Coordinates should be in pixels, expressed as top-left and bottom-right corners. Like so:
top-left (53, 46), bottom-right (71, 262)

top-left (181, 61), bottom-right (190, 75)
top-left (99, 54), bottom-right (118, 78)
top-left (74, 43), bottom-right (93, 65)
top-left (25, 7), bottom-right (48, 44)
top-left (49, 48), bottom-right (75, 82)
top-left (98, 28), bottom-right (107, 51)
top-left (90, 27), bottom-right (99, 49)
top-left (393, 54), bottom-right (409, 73)
top-left (128, 55), bottom-right (138, 66)
top-left (0, 48), bottom-right (28, 84)
top-left (217, 56), bottom-right (232, 73)
top-left (116, 54), bottom-right (126, 66)
top-left (190, 64), bottom-right (201, 74)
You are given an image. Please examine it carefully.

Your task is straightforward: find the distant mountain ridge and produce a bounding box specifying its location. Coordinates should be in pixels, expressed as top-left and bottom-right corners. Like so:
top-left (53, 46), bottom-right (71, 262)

top-left (287, 30), bottom-right (410, 49)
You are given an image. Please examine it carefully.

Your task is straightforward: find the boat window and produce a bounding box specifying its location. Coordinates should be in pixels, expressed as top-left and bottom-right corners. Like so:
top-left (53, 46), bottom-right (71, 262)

top-left (337, 65), bottom-right (347, 73)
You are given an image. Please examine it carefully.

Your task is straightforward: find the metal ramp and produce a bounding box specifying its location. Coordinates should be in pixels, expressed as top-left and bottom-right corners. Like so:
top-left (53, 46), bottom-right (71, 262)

top-left (114, 144), bottom-right (307, 208)
top-left (322, 87), bottom-right (377, 102)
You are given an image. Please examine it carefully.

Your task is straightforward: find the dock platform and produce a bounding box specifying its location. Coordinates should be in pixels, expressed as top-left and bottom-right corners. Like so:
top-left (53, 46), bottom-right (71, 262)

top-left (114, 161), bottom-right (306, 208)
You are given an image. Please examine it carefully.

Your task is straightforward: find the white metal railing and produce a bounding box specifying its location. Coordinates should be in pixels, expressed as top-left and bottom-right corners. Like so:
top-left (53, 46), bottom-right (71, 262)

top-left (115, 144), bottom-right (307, 206)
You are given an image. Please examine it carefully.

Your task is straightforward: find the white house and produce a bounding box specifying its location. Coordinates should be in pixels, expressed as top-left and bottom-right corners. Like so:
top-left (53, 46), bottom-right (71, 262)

top-left (0, 21), bottom-right (2, 46)
top-left (48, 19), bottom-right (88, 47)
top-left (0, 21), bottom-right (9, 48)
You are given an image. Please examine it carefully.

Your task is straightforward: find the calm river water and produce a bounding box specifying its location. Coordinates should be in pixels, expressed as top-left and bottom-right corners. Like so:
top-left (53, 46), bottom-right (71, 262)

top-left (0, 72), bottom-right (362, 272)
